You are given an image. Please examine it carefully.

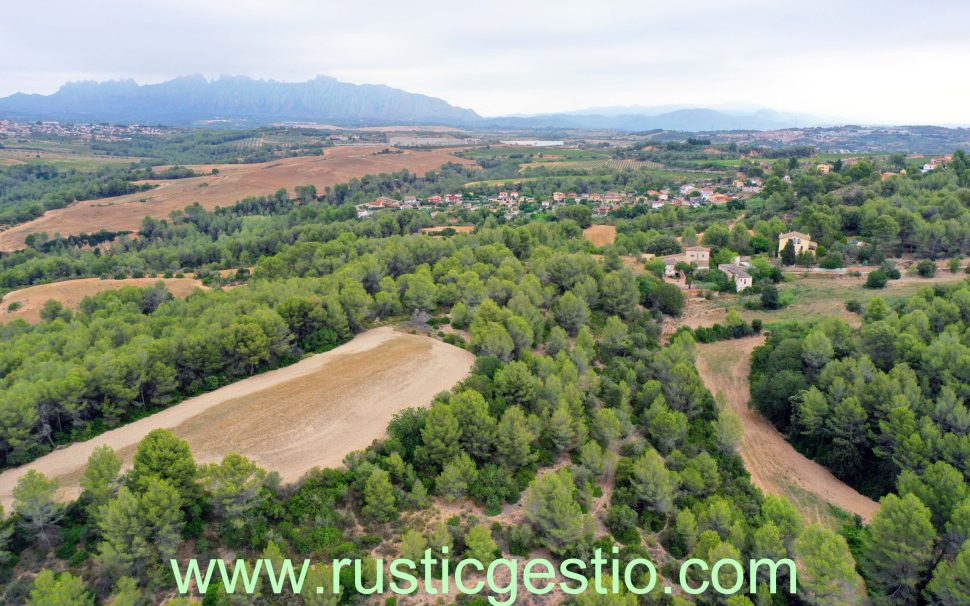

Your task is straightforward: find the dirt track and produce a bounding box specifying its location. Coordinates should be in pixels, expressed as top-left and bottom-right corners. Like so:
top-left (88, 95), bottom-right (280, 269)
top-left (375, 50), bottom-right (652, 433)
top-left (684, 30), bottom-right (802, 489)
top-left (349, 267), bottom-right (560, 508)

top-left (0, 146), bottom-right (473, 251)
top-left (0, 277), bottom-right (205, 323)
top-left (0, 327), bottom-right (475, 510)
top-left (695, 337), bottom-right (879, 523)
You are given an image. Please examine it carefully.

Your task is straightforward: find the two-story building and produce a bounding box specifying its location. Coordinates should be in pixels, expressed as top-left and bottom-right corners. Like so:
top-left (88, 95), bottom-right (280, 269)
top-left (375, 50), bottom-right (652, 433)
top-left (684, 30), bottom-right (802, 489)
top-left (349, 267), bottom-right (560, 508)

top-left (777, 231), bottom-right (817, 255)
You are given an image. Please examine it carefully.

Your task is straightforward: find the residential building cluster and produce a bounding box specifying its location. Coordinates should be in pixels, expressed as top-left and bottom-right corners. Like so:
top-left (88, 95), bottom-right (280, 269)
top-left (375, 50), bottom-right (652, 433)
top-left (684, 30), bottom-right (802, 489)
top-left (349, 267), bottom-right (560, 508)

top-left (0, 119), bottom-right (164, 141)
top-left (354, 179), bottom-right (756, 220)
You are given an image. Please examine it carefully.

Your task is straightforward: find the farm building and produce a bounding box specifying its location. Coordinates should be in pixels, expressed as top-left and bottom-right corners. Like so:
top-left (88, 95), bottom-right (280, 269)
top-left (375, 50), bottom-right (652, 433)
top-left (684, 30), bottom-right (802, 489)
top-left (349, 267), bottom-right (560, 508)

top-left (719, 263), bottom-right (753, 291)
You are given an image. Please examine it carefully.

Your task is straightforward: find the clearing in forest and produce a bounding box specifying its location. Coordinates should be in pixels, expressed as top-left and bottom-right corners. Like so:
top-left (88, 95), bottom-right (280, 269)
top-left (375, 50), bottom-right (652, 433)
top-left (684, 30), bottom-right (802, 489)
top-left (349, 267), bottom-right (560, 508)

top-left (673, 271), bottom-right (969, 333)
top-left (0, 327), bottom-right (475, 509)
top-left (0, 277), bottom-right (205, 323)
top-left (695, 336), bottom-right (880, 524)
top-left (0, 146), bottom-right (474, 251)
top-left (582, 224), bottom-right (616, 247)
top-left (420, 225), bottom-right (475, 235)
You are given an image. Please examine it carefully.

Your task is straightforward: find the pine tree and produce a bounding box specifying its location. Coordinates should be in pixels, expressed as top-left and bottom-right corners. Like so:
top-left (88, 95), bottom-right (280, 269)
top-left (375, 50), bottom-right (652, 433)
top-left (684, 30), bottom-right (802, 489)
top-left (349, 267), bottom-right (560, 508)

top-left (494, 406), bottom-right (536, 469)
top-left (547, 402), bottom-right (577, 452)
top-left (303, 563), bottom-right (338, 606)
top-left (407, 479), bottom-right (429, 508)
top-left (13, 469), bottom-right (63, 547)
top-left (428, 521), bottom-right (454, 560)
top-left (629, 449), bottom-right (676, 514)
top-left (522, 469), bottom-right (592, 556)
top-left (361, 469), bottom-right (397, 522)
top-left (824, 396), bottom-right (869, 479)
top-left (793, 525), bottom-right (862, 605)
top-left (420, 404), bottom-right (462, 468)
top-left (554, 291), bottom-right (590, 336)
top-left (400, 529), bottom-right (427, 562)
top-left (130, 429), bottom-right (197, 500)
top-left (926, 542), bottom-right (970, 606)
top-left (761, 496), bottom-right (803, 545)
top-left (27, 570), bottom-right (92, 606)
top-left (591, 408), bottom-right (622, 447)
top-left (945, 498), bottom-right (970, 556)
top-left (451, 390), bottom-right (497, 461)
top-left (898, 461), bottom-right (968, 532)
top-left (780, 239), bottom-right (796, 265)
top-left (545, 326), bottom-right (570, 356)
top-left (200, 453), bottom-right (268, 535)
top-left (494, 361), bottom-right (539, 409)
top-left (673, 509), bottom-right (698, 554)
top-left (436, 453), bottom-right (478, 501)
top-left (751, 523), bottom-right (787, 582)
top-left (464, 523), bottom-right (499, 564)
top-left (106, 577), bottom-right (142, 606)
top-left (97, 477), bottom-right (184, 580)
top-left (80, 445), bottom-right (122, 517)
top-left (862, 493), bottom-right (937, 605)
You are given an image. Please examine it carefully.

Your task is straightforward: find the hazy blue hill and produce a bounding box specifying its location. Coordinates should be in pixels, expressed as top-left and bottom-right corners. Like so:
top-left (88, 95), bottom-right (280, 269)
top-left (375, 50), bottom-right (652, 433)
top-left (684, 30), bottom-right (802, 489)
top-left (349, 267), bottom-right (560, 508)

top-left (0, 75), bottom-right (482, 126)
top-left (482, 107), bottom-right (820, 131)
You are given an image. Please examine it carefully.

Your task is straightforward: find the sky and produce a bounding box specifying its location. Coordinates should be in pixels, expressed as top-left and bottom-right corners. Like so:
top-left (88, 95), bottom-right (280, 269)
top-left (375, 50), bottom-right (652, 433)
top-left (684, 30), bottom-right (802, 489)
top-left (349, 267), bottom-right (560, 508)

top-left (2, 0), bottom-right (969, 125)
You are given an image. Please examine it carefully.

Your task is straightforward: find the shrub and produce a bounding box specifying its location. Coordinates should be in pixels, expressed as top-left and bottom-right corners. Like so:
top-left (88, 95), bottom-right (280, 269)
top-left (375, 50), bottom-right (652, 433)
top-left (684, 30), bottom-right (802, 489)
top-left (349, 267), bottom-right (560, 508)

top-left (880, 260), bottom-right (901, 279)
top-left (865, 269), bottom-right (888, 289)
top-left (760, 284), bottom-right (781, 309)
top-left (916, 259), bottom-right (937, 278)
top-left (819, 253), bottom-right (844, 269)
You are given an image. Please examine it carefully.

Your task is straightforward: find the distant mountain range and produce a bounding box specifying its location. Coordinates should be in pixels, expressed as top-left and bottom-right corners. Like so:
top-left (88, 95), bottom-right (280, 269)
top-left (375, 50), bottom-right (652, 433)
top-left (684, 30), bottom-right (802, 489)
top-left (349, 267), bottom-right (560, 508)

top-left (0, 75), bottom-right (481, 127)
top-left (481, 107), bottom-right (828, 131)
top-left (0, 75), bottom-right (829, 131)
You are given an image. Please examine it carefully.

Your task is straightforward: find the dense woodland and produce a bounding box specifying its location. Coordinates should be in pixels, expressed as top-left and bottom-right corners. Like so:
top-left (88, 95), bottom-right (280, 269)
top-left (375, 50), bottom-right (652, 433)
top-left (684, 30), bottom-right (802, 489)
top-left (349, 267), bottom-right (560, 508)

top-left (0, 141), bottom-right (969, 605)
top-left (751, 281), bottom-right (970, 604)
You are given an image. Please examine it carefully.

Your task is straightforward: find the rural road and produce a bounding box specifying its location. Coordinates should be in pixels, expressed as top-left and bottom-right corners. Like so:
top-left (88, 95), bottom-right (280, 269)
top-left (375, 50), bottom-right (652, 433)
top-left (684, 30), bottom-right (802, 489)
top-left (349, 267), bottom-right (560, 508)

top-left (0, 326), bottom-right (475, 511)
top-left (695, 336), bottom-right (880, 523)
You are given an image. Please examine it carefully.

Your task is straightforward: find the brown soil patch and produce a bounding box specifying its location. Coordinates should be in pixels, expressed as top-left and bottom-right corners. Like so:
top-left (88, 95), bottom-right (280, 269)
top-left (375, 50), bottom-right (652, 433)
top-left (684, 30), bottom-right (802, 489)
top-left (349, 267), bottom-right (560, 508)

top-left (0, 277), bottom-right (205, 323)
top-left (420, 225), bottom-right (475, 234)
top-left (0, 327), bottom-right (475, 509)
top-left (0, 146), bottom-right (474, 251)
top-left (695, 337), bottom-right (879, 523)
top-left (581, 225), bottom-right (616, 247)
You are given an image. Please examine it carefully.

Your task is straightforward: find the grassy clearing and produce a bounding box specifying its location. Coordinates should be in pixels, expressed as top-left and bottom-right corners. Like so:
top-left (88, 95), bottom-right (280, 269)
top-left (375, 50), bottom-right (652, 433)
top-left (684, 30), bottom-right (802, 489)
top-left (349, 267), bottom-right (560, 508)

top-left (683, 273), bottom-right (968, 329)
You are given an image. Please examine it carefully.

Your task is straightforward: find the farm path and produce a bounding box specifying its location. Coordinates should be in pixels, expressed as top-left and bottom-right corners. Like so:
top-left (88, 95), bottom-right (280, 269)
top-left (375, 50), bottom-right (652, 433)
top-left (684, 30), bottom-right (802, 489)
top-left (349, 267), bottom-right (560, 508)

top-left (695, 336), bottom-right (879, 523)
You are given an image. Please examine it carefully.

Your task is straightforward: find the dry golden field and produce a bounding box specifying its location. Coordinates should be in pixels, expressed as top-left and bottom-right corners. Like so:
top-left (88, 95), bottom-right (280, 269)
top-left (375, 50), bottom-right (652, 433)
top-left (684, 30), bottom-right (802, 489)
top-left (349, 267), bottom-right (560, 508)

top-left (0, 327), bottom-right (475, 509)
top-left (0, 277), bottom-right (205, 323)
top-left (0, 146), bottom-right (474, 251)
top-left (581, 224), bottom-right (616, 246)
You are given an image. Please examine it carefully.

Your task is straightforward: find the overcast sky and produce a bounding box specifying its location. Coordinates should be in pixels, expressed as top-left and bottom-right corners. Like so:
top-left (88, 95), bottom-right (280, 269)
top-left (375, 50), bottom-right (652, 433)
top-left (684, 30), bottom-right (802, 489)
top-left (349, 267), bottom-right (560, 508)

top-left (2, 0), bottom-right (969, 124)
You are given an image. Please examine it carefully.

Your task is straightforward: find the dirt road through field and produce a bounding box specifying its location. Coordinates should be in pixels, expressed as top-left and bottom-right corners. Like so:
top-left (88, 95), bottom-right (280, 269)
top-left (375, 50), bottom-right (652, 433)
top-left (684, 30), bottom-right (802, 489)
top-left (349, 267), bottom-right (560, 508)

top-left (0, 327), bottom-right (475, 510)
top-left (695, 336), bottom-right (879, 523)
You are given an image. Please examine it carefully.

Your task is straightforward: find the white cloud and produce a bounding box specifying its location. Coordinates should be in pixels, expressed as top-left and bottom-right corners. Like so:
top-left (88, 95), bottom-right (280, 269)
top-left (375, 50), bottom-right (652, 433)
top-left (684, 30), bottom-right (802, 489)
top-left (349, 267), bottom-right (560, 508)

top-left (1, 0), bottom-right (968, 123)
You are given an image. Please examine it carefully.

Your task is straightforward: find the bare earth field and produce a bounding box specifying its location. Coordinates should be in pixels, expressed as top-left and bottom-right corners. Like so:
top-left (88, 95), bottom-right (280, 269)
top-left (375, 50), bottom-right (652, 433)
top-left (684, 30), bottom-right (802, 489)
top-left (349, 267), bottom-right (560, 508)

top-left (0, 277), bottom-right (205, 323)
top-left (695, 337), bottom-right (879, 524)
top-left (582, 224), bottom-right (616, 247)
top-left (0, 327), bottom-right (475, 509)
top-left (0, 146), bottom-right (474, 251)
top-left (420, 225), bottom-right (475, 235)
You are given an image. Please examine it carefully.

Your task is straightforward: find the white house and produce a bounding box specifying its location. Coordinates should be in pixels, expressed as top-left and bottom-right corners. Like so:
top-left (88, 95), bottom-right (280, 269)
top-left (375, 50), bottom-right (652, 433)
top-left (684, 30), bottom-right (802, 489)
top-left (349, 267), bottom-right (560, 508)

top-left (718, 263), bottom-right (753, 291)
